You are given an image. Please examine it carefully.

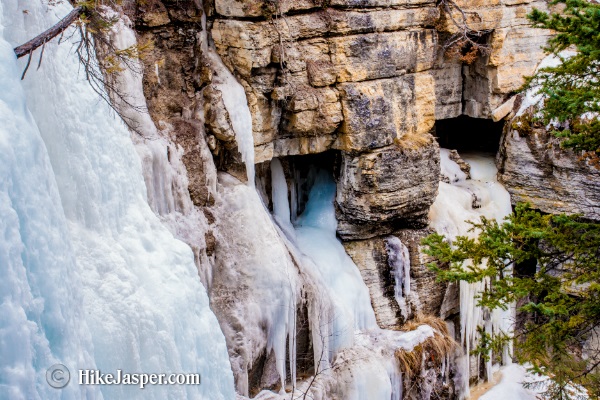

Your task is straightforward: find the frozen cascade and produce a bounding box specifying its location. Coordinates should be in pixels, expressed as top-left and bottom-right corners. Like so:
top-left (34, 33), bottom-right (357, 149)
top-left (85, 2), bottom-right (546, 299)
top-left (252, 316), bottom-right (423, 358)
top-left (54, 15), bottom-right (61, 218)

top-left (102, 13), bottom-right (218, 288)
top-left (212, 173), bottom-right (298, 396)
top-left (1, 1), bottom-right (235, 399)
top-left (292, 168), bottom-right (378, 351)
top-left (270, 159), bottom-right (295, 237)
top-left (269, 159), bottom-right (435, 399)
top-left (207, 50), bottom-right (255, 184)
top-left (385, 237), bottom-right (411, 319)
top-left (429, 150), bottom-right (514, 399)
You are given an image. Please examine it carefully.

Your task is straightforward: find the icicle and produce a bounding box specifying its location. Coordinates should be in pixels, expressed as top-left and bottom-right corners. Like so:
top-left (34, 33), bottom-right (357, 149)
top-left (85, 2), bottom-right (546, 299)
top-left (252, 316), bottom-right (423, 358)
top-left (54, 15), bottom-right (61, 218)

top-left (386, 236), bottom-right (411, 319)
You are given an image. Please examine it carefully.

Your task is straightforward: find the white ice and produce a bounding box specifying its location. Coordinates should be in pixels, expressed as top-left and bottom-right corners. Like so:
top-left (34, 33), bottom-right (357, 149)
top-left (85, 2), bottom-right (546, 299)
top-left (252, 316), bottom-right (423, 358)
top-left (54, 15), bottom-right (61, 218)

top-left (429, 149), bottom-right (513, 399)
top-left (212, 173), bottom-right (299, 396)
top-left (207, 51), bottom-right (255, 184)
top-left (0, 1), bottom-right (235, 399)
top-left (385, 236), bottom-right (411, 319)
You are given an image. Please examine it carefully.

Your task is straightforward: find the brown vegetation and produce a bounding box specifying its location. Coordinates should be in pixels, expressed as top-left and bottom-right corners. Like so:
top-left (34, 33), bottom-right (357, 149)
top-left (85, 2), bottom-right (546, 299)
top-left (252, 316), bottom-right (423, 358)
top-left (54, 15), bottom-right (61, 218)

top-left (395, 314), bottom-right (457, 377)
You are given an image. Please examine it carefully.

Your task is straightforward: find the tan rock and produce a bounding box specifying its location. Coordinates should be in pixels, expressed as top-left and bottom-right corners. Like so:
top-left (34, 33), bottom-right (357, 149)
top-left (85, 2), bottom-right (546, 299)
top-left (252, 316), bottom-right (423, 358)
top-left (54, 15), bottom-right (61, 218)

top-left (330, 30), bottom-right (437, 83)
top-left (344, 238), bottom-right (403, 329)
top-left (282, 87), bottom-right (342, 136)
top-left (491, 95), bottom-right (516, 121)
top-left (272, 135), bottom-right (336, 158)
top-left (336, 73), bottom-right (435, 151)
top-left (330, 0), bottom-right (435, 7)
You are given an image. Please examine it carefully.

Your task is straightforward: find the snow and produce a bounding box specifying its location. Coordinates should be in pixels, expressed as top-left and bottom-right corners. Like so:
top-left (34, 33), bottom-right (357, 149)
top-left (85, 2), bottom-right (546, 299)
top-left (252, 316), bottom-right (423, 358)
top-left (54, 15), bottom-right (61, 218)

top-left (429, 150), bottom-right (514, 399)
top-left (0, 1), bottom-right (235, 399)
top-left (476, 363), bottom-right (589, 400)
top-left (478, 364), bottom-right (539, 400)
top-left (516, 51), bottom-right (577, 117)
top-left (440, 148), bottom-right (468, 183)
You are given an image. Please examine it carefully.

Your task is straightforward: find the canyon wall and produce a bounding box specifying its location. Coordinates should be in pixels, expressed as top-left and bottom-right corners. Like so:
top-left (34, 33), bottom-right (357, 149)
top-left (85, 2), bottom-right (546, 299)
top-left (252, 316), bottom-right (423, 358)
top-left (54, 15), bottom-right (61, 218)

top-left (109, 0), bottom-right (595, 397)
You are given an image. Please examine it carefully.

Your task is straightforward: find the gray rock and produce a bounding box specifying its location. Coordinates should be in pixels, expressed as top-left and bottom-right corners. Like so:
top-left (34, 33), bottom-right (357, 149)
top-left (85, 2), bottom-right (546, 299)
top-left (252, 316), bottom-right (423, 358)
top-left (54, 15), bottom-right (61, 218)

top-left (336, 138), bottom-right (440, 240)
top-left (498, 118), bottom-right (600, 219)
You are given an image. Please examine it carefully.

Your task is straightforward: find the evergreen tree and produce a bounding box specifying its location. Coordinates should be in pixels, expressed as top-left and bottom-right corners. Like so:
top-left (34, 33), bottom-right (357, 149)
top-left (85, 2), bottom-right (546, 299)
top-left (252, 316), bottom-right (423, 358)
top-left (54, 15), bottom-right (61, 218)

top-left (423, 205), bottom-right (600, 398)
top-left (525, 0), bottom-right (600, 161)
top-left (425, 2), bottom-right (600, 397)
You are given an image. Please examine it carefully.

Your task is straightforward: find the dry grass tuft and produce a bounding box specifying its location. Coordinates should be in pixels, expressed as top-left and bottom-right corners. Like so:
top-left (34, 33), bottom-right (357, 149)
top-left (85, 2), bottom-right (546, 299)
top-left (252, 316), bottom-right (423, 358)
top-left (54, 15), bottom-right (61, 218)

top-left (394, 132), bottom-right (433, 151)
top-left (394, 314), bottom-right (457, 377)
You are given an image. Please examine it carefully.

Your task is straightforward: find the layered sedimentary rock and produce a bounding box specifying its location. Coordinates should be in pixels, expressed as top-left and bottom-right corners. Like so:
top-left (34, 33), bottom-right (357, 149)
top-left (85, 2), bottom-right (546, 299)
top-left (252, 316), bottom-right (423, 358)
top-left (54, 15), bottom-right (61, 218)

top-left (209, 0), bottom-right (551, 238)
top-left (336, 137), bottom-right (440, 239)
top-left (498, 108), bottom-right (600, 219)
top-left (111, 0), bottom-right (563, 396)
top-left (344, 228), bottom-right (450, 329)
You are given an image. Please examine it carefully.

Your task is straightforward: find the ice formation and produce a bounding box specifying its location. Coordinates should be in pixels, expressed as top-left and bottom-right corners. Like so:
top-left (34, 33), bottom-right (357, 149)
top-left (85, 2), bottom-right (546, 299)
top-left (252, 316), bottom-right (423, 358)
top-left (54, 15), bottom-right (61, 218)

top-left (207, 50), bottom-right (255, 184)
top-left (270, 162), bottom-right (377, 360)
top-left (264, 159), bottom-right (450, 399)
top-left (0, 2), bottom-right (234, 399)
top-left (385, 236), bottom-right (412, 319)
top-left (430, 150), bottom-right (514, 398)
top-left (211, 173), bottom-right (299, 396)
top-left (102, 13), bottom-right (218, 287)
top-left (293, 169), bottom-right (378, 335)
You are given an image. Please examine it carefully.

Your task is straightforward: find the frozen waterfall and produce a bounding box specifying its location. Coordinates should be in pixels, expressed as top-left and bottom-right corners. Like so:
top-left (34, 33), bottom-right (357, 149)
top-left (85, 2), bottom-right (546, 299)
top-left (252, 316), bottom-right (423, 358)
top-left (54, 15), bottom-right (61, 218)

top-left (430, 149), bottom-right (514, 399)
top-left (0, 1), bottom-right (234, 399)
top-left (271, 160), bottom-right (377, 360)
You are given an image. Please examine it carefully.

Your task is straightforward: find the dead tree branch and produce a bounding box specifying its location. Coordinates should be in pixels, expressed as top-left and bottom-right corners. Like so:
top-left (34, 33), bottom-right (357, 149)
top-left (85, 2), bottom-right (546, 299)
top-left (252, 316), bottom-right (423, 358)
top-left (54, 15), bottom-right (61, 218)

top-left (14, 6), bottom-right (84, 59)
top-left (12, 3), bottom-right (150, 135)
top-left (436, 0), bottom-right (493, 63)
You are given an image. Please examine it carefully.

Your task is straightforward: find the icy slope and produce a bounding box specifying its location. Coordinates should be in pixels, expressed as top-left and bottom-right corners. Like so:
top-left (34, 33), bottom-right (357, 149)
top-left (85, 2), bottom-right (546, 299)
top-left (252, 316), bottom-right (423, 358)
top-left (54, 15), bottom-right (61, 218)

top-left (0, 1), bottom-right (234, 399)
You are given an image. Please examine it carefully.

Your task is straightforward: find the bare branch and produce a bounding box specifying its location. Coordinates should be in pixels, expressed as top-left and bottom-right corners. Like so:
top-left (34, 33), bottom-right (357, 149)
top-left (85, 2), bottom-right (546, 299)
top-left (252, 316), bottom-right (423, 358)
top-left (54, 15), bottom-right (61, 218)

top-left (14, 6), bottom-right (84, 59)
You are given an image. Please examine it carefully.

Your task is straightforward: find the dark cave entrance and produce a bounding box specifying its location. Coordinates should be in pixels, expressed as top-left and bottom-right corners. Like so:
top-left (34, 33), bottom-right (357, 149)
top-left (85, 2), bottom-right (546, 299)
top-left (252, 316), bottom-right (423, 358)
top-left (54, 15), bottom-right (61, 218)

top-left (434, 115), bottom-right (504, 153)
top-left (287, 150), bottom-right (339, 220)
top-left (260, 150), bottom-right (340, 220)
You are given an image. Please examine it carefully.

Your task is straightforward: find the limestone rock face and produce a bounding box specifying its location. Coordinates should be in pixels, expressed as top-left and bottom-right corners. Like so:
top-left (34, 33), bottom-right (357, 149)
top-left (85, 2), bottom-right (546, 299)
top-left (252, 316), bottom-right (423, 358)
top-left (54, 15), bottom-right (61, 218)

top-left (211, 0), bottom-right (550, 145)
top-left (498, 113), bottom-right (600, 219)
top-left (336, 138), bottom-right (440, 239)
top-left (209, 0), bottom-right (552, 237)
top-left (337, 73), bottom-right (435, 152)
top-left (343, 238), bottom-right (402, 329)
top-left (344, 229), bottom-right (450, 329)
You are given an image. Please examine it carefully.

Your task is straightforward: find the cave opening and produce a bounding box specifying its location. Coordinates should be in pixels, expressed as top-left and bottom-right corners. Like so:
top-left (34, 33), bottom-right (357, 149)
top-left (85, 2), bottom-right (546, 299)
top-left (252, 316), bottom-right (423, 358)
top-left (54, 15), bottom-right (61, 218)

top-left (287, 150), bottom-right (340, 220)
top-left (434, 115), bottom-right (504, 154)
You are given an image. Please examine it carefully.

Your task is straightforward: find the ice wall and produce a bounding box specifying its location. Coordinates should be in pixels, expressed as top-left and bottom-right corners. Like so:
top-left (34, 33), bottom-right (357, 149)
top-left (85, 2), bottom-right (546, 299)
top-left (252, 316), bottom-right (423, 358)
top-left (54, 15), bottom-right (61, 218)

top-left (211, 173), bottom-right (298, 395)
top-left (1, 1), bottom-right (234, 399)
top-left (102, 14), bottom-right (218, 287)
top-left (430, 150), bottom-right (514, 399)
top-left (271, 163), bottom-right (377, 362)
top-left (267, 160), bottom-right (437, 399)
